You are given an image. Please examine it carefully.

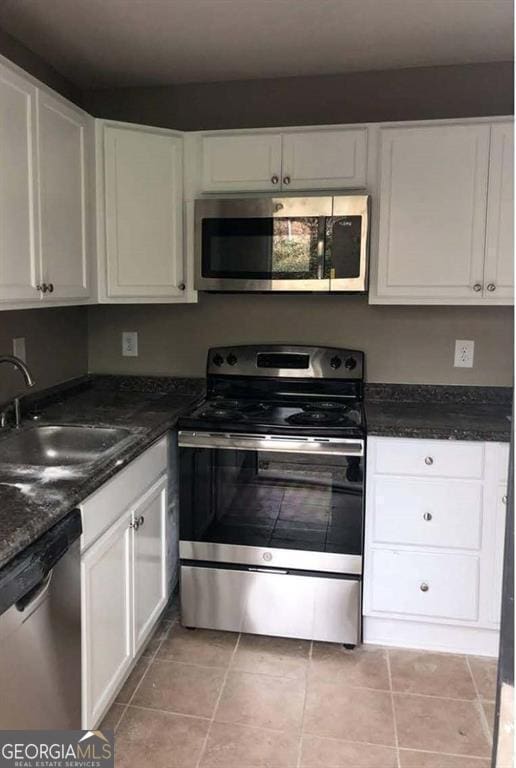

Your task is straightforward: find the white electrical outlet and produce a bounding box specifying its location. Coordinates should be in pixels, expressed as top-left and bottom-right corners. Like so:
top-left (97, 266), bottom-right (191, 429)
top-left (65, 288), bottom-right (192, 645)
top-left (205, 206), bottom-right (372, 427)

top-left (13, 337), bottom-right (26, 362)
top-left (454, 339), bottom-right (474, 368)
top-left (122, 331), bottom-right (138, 357)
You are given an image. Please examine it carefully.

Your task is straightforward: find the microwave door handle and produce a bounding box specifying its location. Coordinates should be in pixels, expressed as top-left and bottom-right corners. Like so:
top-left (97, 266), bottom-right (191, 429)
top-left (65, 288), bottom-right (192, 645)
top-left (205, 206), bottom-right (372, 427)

top-left (317, 217), bottom-right (326, 280)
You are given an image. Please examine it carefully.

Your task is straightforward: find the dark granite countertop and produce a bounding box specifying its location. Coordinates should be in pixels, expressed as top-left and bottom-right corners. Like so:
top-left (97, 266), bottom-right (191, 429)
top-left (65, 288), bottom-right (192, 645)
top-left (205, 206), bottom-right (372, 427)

top-left (365, 384), bottom-right (512, 442)
top-left (0, 375), bottom-right (205, 571)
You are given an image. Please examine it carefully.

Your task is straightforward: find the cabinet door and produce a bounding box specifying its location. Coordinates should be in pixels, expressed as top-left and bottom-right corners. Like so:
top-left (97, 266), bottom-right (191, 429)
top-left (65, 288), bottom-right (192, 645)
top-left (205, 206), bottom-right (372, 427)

top-left (201, 132), bottom-right (282, 192)
top-left (282, 129), bottom-right (367, 190)
top-left (132, 476), bottom-right (168, 654)
top-left (104, 125), bottom-right (184, 298)
top-left (37, 92), bottom-right (90, 299)
top-left (81, 512), bottom-right (132, 729)
top-left (484, 122), bottom-right (514, 301)
top-left (376, 123), bottom-right (490, 301)
top-left (0, 63), bottom-right (40, 302)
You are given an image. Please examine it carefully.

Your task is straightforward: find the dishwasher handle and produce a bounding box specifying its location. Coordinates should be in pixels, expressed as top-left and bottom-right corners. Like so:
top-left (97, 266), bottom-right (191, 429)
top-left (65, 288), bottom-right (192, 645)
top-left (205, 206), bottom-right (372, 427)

top-left (16, 570), bottom-right (53, 614)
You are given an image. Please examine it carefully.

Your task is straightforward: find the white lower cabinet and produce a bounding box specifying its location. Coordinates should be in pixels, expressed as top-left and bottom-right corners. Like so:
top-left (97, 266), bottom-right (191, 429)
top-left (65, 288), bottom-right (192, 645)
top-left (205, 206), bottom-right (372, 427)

top-left (80, 436), bottom-right (169, 728)
top-left (364, 436), bottom-right (509, 656)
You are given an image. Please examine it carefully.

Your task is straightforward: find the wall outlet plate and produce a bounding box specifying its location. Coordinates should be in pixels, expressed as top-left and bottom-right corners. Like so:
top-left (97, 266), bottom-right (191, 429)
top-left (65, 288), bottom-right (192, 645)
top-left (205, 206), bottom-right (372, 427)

top-left (122, 331), bottom-right (138, 357)
top-left (12, 337), bottom-right (26, 363)
top-left (454, 339), bottom-right (474, 368)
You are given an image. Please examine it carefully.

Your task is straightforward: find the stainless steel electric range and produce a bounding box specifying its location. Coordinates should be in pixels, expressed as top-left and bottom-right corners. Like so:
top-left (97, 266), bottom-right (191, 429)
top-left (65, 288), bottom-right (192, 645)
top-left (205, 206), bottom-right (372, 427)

top-left (178, 345), bottom-right (365, 646)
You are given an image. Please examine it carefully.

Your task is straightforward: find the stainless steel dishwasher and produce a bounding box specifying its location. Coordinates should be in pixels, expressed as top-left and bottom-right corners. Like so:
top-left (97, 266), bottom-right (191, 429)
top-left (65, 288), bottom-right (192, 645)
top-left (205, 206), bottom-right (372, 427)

top-left (0, 510), bottom-right (82, 729)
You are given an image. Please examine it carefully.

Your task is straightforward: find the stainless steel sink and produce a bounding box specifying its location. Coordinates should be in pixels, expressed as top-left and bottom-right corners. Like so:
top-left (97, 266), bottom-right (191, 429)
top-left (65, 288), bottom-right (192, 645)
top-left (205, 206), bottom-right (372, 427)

top-left (0, 425), bottom-right (134, 467)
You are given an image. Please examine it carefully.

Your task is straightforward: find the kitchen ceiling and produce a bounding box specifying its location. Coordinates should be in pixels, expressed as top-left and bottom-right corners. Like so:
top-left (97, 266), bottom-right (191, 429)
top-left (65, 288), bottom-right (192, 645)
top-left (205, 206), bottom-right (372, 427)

top-left (0, 0), bottom-right (512, 89)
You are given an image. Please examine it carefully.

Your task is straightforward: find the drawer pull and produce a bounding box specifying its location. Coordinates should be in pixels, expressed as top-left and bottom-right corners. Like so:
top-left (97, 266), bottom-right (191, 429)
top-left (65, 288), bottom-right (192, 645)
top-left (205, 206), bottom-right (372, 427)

top-left (424, 456), bottom-right (434, 466)
top-left (502, 495), bottom-right (508, 505)
top-left (423, 512), bottom-right (433, 521)
top-left (420, 582), bottom-right (429, 592)
top-left (138, 515), bottom-right (145, 527)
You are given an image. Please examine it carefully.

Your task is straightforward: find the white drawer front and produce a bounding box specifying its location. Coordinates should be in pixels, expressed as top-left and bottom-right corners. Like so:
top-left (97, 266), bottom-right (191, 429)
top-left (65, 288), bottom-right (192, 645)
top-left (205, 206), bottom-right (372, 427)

top-left (374, 438), bottom-right (484, 479)
top-left (372, 477), bottom-right (483, 550)
top-left (367, 549), bottom-right (479, 622)
top-left (81, 435), bottom-right (168, 551)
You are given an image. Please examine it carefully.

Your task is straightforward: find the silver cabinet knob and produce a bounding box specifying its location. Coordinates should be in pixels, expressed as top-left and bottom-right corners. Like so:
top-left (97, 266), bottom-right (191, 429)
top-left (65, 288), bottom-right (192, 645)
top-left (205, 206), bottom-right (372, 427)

top-left (137, 515), bottom-right (145, 527)
top-left (425, 456), bottom-right (434, 466)
top-left (423, 512), bottom-right (433, 521)
top-left (37, 283), bottom-right (48, 293)
top-left (47, 282), bottom-right (54, 293)
top-left (178, 283), bottom-right (186, 291)
top-left (274, 203), bottom-right (284, 212)
top-left (487, 283), bottom-right (496, 292)
top-left (502, 495), bottom-right (508, 505)
top-left (271, 175), bottom-right (279, 184)
top-left (420, 582), bottom-right (429, 592)
top-left (130, 520), bottom-right (139, 531)
top-left (473, 283), bottom-right (482, 292)
top-left (283, 175), bottom-right (291, 185)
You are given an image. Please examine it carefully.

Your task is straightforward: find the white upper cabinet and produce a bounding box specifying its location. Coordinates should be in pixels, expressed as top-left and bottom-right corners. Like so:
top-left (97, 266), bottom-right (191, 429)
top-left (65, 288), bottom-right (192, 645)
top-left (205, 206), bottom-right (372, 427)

top-left (100, 123), bottom-right (186, 301)
top-left (200, 128), bottom-right (367, 192)
top-left (484, 122), bottom-right (514, 300)
top-left (37, 91), bottom-right (91, 300)
top-left (374, 123), bottom-right (491, 303)
top-left (202, 132), bottom-right (282, 192)
top-left (0, 63), bottom-right (39, 302)
top-left (281, 129), bottom-right (367, 190)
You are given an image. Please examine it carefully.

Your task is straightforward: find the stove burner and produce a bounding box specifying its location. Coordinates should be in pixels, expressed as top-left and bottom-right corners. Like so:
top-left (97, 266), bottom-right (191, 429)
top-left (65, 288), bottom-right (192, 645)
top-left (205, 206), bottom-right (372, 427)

top-left (199, 408), bottom-right (245, 421)
top-left (210, 399), bottom-right (242, 409)
top-left (303, 401), bottom-right (350, 413)
top-left (287, 410), bottom-right (341, 425)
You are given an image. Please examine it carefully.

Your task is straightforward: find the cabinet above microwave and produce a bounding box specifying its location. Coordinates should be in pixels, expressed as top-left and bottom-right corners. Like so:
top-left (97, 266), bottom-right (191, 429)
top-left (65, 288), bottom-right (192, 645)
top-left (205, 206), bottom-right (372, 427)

top-left (194, 195), bottom-right (370, 293)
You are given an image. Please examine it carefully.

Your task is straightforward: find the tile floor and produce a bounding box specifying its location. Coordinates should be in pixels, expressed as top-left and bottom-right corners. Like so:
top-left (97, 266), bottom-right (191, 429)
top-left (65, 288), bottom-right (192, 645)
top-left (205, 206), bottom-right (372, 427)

top-left (103, 603), bottom-right (498, 768)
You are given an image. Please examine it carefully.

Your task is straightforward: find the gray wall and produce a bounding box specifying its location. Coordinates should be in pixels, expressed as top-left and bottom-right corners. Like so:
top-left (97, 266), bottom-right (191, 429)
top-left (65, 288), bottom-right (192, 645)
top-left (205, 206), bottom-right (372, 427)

top-left (83, 62), bottom-right (514, 130)
top-left (0, 307), bottom-right (88, 402)
top-left (88, 296), bottom-right (514, 386)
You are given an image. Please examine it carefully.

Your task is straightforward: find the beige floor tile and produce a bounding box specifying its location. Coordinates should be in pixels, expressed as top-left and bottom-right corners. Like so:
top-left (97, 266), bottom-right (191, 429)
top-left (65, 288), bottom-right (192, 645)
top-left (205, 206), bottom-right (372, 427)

top-left (115, 705), bottom-right (209, 768)
top-left (310, 643), bottom-right (390, 690)
top-left (100, 703), bottom-right (126, 732)
top-left (200, 721), bottom-right (299, 768)
top-left (132, 659), bottom-right (225, 718)
top-left (141, 620), bottom-right (171, 658)
top-left (482, 700), bottom-right (496, 734)
top-left (158, 624), bottom-right (238, 667)
top-left (232, 633), bottom-right (310, 679)
top-left (394, 693), bottom-right (491, 757)
top-left (300, 734), bottom-right (398, 767)
top-left (469, 657), bottom-right (498, 700)
top-left (389, 650), bottom-right (476, 699)
top-left (215, 670), bottom-right (305, 732)
top-left (115, 656), bottom-right (151, 704)
top-left (399, 750), bottom-right (490, 767)
top-left (304, 678), bottom-right (395, 745)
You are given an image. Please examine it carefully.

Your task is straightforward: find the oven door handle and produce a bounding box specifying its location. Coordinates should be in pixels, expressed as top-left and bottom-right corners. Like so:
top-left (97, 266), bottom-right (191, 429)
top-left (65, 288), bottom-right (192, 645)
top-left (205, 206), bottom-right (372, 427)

top-left (178, 431), bottom-right (364, 456)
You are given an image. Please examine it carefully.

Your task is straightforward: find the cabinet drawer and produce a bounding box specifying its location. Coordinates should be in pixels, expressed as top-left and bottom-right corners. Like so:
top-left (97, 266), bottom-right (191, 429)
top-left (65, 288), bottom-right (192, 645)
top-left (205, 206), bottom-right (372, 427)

top-left (374, 438), bottom-right (484, 479)
top-left (372, 477), bottom-right (483, 550)
top-left (81, 435), bottom-right (168, 551)
top-left (367, 549), bottom-right (479, 622)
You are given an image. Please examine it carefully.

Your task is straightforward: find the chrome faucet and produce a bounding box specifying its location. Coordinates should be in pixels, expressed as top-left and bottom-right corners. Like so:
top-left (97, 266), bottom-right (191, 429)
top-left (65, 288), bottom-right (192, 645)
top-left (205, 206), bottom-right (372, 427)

top-left (0, 355), bottom-right (36, 429)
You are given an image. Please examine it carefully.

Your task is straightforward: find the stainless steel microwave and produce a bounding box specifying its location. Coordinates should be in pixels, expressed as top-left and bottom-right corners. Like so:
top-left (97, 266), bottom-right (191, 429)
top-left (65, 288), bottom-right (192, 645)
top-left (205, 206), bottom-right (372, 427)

top-left (194, 194), bottom-right (370, 292)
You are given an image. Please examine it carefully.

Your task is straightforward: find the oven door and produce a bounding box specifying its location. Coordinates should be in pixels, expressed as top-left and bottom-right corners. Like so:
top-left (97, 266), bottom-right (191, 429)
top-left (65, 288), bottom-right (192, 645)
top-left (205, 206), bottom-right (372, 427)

top-left (194, 196), bottom-right (332, 291)
top-left (179, 432), bottom-right (364, 575)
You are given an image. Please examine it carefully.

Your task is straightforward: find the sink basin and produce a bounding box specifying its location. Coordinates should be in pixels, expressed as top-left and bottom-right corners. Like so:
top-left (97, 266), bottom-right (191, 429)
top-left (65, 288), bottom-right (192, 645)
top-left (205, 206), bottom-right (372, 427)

top-left (0, 425), bottom-right (134, 467)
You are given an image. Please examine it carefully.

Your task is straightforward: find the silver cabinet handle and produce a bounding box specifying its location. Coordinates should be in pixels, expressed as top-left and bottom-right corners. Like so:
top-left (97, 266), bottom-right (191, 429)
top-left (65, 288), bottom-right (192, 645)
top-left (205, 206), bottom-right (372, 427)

top-left (271, 175), bottom-right (279, 184)
top-left (473, 283), bottom-right (482, 292)
top-left (137, 515), bottom-right (145, 527)
top-left (130, 520), bottom-right (139, 531)
top-left (420, 582), bottom-right (429, 592)
top-left (424, 456), bottom-right (434, 466)
top-left (178, 283), bottom-right (186, 291)
top-left (487, 283), bottom-right (496, 292)
top-left (37, 283), bottom-right (48, 293)
top-left (47, 282), bottom-right (54, 293)
top-left (283, 175), bottom-right (291, 185)
top-left (423, 512), bottom-right (433, 521)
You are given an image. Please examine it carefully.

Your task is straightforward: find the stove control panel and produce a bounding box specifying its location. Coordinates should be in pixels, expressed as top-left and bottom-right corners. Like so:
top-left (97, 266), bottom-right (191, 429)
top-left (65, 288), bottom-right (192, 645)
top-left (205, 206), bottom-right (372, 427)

top-left (207, 345), bottom-right (364, 380)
